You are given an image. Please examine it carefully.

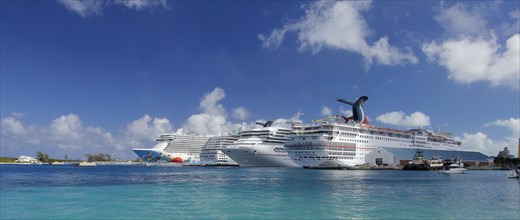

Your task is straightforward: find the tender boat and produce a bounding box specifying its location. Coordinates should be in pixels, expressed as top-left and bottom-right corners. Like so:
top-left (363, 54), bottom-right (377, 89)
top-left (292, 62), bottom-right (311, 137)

top-left (402, 150), bottom-right (429, 170)
top-left (438, 157), bottom-right (467, 174)
top-left (507, 166), bottom-right (519, 178)
top-left (75, 161), bottom-right (97, 167)
top-left (507, 170), bottom-right (519, 178)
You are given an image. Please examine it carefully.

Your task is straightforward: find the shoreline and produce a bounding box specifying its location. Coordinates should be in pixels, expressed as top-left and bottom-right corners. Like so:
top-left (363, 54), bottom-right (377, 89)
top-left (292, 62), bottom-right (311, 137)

top-left (0, 162), bottom-right (513, 170)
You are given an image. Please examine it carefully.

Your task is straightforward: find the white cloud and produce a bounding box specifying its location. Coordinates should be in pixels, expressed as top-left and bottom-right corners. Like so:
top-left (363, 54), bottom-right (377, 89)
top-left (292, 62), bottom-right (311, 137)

top-left (44, 114), bottom-right (116, 150)
top-left (0, 113), bottom-right (174, 159)
top-left (48, 114), bottom-right (84, 145)
top-left (258, 28), bottom-right (287, 49)
top-left (485, 118), bottom-right (520, 155)
top-left (114, 0), bottom-right (167, 11)
top-left (0, 113), bottom-right (116, 154)
top-left (460, 132), bottom-right (497, 156)
top-left (232, 107), bottom-right (249, 121)
top-left (1, 114), bottom-right (26, 136)
top-left (258, 1), bottom-right (417, 67)
top-left (376, 111), bottom-right (430, 128)
top-left (321, 106), bottom-right (332, 116)
top-left (121, 114), bottom-right (174, 149)
top-left (339, 106), bottom-right (353, 116)
top-left (434, 3), bottom-right (487, 35)
top-left (199, 87), bottom-right (226, 116)
top-left (0, 96), bottom-right (250, 159)
top-left (503, 10), bottom-right (520, 36)
top-left (183, 87), bottom-right (248, 136)
top-left (423, 34), bottom-right (520, 89)
top-left (183, 87), bottom-right (228, 135)
top-left (486, 118), bottom-right (520, 137)
top-left (459, 118), bottom-right (519, 156)
top-left (57, 0), bottom-right (104, 18)
top-left (57, 0), bottom-right (167, 18)
top-left (425, 2), bottom-right (520, 89)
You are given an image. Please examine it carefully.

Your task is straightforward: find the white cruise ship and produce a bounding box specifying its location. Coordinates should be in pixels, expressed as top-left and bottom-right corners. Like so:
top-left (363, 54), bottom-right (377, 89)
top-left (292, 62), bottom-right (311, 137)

top-left (200, 134), bottom-right (240, 166)
top-left (223, 114), bottom-right (304, 167)
top-left (285, 96), bottom-right (461, 168)
top-left (133, 129), bottom-right (209, 163)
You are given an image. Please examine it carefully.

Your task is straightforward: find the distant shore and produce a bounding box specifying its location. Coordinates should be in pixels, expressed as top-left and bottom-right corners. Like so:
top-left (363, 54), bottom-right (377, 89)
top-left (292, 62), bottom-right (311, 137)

top-left (0, 162), bottom-right (513, 170)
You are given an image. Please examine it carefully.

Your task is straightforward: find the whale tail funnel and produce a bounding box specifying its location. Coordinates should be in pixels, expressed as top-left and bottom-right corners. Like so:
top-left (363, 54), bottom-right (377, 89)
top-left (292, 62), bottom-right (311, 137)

top-left (255, 120), bottom-right (273, 127)
top-left (337, 96), bottom-right (369, 124)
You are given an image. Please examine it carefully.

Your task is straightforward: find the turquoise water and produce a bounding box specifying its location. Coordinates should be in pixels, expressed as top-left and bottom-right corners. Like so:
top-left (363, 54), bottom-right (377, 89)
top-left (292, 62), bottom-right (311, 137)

top-left (1, 165), bottom-right (518, 219)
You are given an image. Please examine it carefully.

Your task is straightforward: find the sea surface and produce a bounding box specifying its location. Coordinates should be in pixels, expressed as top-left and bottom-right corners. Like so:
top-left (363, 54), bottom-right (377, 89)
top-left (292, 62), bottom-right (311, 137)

top-left (1, 164), bottom-right (518, 219)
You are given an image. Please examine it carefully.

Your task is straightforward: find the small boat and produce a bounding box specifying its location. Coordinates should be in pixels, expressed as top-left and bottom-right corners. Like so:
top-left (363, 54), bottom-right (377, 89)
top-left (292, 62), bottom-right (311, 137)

top-left (507, 166), bottom-right (519, 178)
top-left (428, 156), bottom-right (444, 170)
top-left (74, 161), bottom-right (97, 167)
top-left (507, 170), bottom-right (519, 178)
top-left (402, 150), bottom-right (429, 170)
top-left (438, 157), bottom-right (467, 174)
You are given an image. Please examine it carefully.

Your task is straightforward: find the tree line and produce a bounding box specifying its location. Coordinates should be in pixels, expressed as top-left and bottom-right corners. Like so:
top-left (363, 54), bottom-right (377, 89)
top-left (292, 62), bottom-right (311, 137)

top-left (35, 151), bottom-right (117, 163)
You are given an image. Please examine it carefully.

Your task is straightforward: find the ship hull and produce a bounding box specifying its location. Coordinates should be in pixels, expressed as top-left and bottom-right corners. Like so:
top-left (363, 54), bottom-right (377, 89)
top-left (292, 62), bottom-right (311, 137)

top-left (224, 145), bottom-right (300, 167)
top-left (133, 149), bottom-right (198, 163)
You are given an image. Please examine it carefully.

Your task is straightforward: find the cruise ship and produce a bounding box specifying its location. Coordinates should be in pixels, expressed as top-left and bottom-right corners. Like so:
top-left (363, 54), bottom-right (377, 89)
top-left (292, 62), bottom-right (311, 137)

top-left (133, 129), bottom-right (209, 163)
top-left (285, 96), bottom-right (461, 168)
top-left (223, 114), bottom-right (304, 167)
top-left (199, 134), bottom-right (240, 166)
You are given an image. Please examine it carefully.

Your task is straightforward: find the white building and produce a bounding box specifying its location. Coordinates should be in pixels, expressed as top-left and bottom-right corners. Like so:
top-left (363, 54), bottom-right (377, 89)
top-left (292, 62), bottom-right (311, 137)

top-left (365, 147), bottom-right (492, 167)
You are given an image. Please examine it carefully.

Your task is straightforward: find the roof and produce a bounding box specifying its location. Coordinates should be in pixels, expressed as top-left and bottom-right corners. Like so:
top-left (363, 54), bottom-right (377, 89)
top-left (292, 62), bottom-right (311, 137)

top-left (380, 147), bottom-right (491, 162)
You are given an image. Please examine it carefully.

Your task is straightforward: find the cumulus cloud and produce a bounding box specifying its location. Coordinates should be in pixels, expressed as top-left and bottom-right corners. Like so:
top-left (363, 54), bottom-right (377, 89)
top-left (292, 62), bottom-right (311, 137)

top-left (57, 0), bottom-right (167, 18)
top-left (0, 113), bottom-right (174, 159)
top-left (423, 34), bottom-right (520, 89)
top-left (1, 114), bottom-right (26, 135)
top-left (459, 118), bottom-right (519, 156)
top-left (434, 3), bottom-right (487, 35)
top-left (232, 107), bottom-right (249, 121)
top-left (56, 0), bottom-right (104, 18)
top-left (183, 88), bottom-right (249, 135)
top-left (114, 0), bottom-right (167, 11)
top-left (425, 2), bottom-right (520, 89)
top-left (460, 132), bottom-right (497, 155)
top-left (321, 106), bottom-right (332, 116)
top-left (121, 114), bottom-right (174, 149)
top-left (0, 87), bottom-right (257, 160)
top-left (485, 118), bottom-right (520, 154)
top-left (258, 1), bottom-right (417, 67)
top-left (0, 113), bottom-right (115, 155)
top-left (486, 118), bottom-right (520, 138)
top-left (376, 111), bottom-right (430, 128)
top-left (42, 114), bottom-right (116, 150)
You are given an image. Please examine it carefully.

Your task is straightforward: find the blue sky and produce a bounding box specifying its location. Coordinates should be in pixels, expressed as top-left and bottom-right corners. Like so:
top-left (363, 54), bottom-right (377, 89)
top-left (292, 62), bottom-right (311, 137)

top-left (1, 0), bottom-right (519, 160)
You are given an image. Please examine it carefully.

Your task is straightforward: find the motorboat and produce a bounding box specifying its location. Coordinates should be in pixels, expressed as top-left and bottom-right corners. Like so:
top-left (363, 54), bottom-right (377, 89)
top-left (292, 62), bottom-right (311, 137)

top-left (507, 170), bottom-right (519, 178)
top-left (74, 161), bottom-right (97, 167)
top-left (507, 166), bottom-right (519, 178)
top-left (438, 157), bottom-right (467, 174)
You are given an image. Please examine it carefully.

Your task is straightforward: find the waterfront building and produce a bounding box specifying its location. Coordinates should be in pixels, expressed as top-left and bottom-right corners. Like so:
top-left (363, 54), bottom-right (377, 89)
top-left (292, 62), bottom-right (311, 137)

top-left (364, 147), bottom-right (491, 167)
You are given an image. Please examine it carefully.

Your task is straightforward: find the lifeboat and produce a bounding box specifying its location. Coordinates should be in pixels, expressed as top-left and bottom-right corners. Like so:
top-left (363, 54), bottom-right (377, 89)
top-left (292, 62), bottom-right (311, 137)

top-left (171, 157), bottom-right (184, 163)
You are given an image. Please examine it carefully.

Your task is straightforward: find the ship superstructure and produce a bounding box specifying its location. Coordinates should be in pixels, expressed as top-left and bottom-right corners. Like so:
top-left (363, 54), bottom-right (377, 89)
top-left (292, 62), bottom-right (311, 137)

top-left (223, 113), bottom-right (304, 167)
top-left (200, 134), bottom-right (240, 165)
top-left (133, 130), bottom-right (209, 163)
